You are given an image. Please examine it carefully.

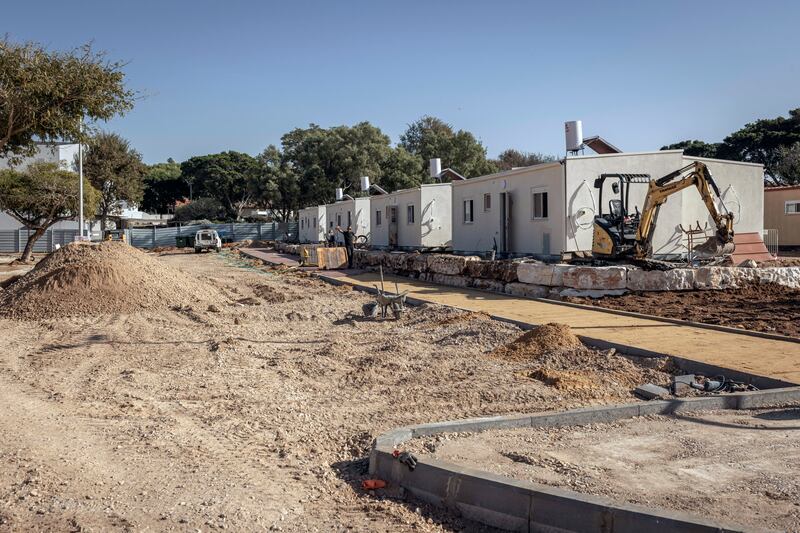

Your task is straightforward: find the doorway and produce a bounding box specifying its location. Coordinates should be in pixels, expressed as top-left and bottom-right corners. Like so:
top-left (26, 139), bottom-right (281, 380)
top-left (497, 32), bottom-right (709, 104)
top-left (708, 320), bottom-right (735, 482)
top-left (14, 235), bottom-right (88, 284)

top-left (498, 192), bottom-right (512, 253)
top-left (387, 206), bottom-right (398, 247)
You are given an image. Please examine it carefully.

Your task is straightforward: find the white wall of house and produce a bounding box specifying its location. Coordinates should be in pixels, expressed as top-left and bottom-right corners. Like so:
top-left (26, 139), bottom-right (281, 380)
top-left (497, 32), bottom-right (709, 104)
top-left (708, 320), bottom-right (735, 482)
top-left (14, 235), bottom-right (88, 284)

top-left (452, 151), bottom-right (764, 258)
top-left (564, 151), bottom-right (764, 256)
top-left (0, 142), bottom-right (79, 171)
top-left (298, 206), bottom-right (326, 243)
top-left (451, 163), bottom-right (565, 255)
top-left (325, 197), bottom-right (370, 244)
top-left (370, 183), bottom-right (452, 249)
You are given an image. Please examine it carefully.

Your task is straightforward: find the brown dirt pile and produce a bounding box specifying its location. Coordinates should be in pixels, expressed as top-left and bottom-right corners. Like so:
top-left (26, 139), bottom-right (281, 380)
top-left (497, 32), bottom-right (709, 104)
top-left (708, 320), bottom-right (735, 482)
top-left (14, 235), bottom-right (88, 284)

top-left (492, 323), bottom-right (672, 400)
top-left (565, 283), bottom-right (800, 338)
top-left (491, 323), bottom-right (582, 360)
top-left (0, 241), bottom-right (220, 319)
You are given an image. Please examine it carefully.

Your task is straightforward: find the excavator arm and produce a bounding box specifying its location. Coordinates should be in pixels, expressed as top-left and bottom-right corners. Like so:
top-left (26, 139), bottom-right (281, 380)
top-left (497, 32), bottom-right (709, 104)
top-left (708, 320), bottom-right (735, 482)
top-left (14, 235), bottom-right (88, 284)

top-left (633, 162), bottom-right (734, 259)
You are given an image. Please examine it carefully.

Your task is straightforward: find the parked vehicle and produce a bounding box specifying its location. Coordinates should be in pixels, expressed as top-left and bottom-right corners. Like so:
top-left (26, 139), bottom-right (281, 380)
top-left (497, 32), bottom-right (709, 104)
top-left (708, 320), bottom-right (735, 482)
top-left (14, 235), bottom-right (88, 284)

top-left (194, 229), bottom-right (222, 253)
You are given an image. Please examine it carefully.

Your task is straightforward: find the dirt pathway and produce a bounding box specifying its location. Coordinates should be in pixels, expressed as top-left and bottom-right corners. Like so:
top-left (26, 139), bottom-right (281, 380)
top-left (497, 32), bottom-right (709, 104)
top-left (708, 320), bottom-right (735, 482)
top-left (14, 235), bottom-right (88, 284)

top-left (0, 250), bottom-right (671, 531)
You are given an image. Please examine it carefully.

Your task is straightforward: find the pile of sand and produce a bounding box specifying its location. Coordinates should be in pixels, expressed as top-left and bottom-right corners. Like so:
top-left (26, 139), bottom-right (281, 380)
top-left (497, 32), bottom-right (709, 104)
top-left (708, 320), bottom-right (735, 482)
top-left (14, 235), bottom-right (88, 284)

top-left (492, 323), bottom-right (672, 400)
top-left (491, 323), bottom-right (583, 360)
top-left (0, 241), bottom-right (220, 319)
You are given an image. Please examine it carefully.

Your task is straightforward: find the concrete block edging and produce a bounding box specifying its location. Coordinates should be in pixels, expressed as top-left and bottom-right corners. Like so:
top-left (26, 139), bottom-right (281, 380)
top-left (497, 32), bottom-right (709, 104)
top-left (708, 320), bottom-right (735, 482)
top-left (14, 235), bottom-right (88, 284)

top-left (369, 387), bottom-right (800, 532)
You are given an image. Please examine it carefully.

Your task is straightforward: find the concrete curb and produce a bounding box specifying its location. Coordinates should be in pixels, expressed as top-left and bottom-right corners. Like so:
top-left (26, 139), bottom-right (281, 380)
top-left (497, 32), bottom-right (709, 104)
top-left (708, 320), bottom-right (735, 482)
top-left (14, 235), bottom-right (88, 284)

top-left (315, 272), bottom-right (797, 389)
top-left (370, 388), bottom-right (800, 532)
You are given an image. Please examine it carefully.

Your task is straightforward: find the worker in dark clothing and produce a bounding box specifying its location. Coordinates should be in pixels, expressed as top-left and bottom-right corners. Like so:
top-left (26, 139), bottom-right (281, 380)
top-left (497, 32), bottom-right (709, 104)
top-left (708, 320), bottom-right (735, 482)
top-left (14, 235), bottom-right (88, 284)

top-left (326, 228), bottom-right (336, 247)
top-left (336, 225), bottom-right (355, 269)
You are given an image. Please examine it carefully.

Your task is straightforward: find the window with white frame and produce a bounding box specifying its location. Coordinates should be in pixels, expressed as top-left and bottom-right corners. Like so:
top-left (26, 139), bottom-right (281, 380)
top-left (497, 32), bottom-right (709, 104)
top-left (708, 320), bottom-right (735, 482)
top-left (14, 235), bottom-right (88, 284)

top-left (463, 199), bottom-right (474, 223)
top-left (337, 214), bottom-right (342, 226)
top-left (786, 200), bottom-right (800, 214)
top-left (407, 204), bottom-right (415, 224)
top-left (347, 211), bottom-right (352, 227)
top-left (532, 190), bottom-right (548, 219)
top-left (376, 210), bottom-right (382, 226)
top-left (483, 193), bottom-right (491, 211)
top-left (312, 217), bottom-right (317, 228)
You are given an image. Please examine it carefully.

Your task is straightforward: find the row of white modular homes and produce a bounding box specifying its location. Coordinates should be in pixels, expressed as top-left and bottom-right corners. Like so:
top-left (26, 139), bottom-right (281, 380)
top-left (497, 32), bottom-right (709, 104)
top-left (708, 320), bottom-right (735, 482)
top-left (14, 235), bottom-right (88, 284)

top-left (298, 150), bottom-right (765, 259)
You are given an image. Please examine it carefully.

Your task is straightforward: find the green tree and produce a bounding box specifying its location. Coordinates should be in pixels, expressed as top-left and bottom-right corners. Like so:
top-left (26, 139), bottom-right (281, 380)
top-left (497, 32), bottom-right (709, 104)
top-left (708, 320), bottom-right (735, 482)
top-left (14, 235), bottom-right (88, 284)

top-left (281, 122), bottom-right (413, 205)
top-left (381, 147), bottom-right (424, 191)
top-left (82, 132), bottom-right (145, 231)
top-left (493, 149), bottom-right (556, 171)
top-left (0, 162), bottom-right (99, 262)
top-left (180, 151), bottom-right (260, 220)
top-left (399, 115), bottom-right (497, 180)
top-left (660, 140), bottom-right (721, 158)
top-left (775, 143), bottom-right (800, 185)
top-left (0, 38), bottom-right (134, 160)
top-left (718, 108), bottom-right (800, 182)
top-left (255, 145), bottom-right (299, 222)
top-left (661, 108), bottom-right (800, 184)
top-left (172, 197), bottom-right (225, 222)
top-left (141, 158), bottom-right (187, 213)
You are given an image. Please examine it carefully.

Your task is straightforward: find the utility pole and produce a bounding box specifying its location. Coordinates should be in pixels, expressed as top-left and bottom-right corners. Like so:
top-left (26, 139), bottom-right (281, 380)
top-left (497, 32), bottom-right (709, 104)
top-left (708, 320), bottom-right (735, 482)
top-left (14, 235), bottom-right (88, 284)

top-left (78, 116), bottom-right (85, 240)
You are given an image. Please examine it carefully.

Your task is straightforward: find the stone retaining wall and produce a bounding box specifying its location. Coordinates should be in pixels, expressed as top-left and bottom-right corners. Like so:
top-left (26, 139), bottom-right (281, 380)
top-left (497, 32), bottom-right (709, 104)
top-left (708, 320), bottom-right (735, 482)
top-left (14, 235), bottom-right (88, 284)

top-left (273, 243), bottom-right (800, 297)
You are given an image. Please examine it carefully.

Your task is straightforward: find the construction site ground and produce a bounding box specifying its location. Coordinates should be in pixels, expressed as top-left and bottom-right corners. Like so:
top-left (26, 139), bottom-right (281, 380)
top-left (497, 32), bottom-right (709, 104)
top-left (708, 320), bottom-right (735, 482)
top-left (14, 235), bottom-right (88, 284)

top-left (0, 247), bottom-right (680, 532)
top-left (565, 283), bottom-right (800, 338)
top-left (324, 272), bottom-right (800, 385)
top-left (408, 407), bottom-right (800, 531)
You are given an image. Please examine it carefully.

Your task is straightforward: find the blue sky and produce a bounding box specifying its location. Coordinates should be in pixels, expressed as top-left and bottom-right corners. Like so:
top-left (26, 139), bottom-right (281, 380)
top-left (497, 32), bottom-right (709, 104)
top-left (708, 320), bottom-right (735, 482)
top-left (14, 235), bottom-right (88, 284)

top-left (6, 0), bottom-right (799, 163)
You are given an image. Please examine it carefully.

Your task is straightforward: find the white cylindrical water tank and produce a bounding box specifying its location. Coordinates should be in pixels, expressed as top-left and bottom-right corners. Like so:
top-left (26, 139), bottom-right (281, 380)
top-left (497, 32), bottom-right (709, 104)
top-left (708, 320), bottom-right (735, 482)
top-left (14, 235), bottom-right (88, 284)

top-left (565, 120), bottom-right (583, 152)
top-left (360, 176), bottom-right (370, 191)
top-left (429, 158), bottom-right (442, 178)
top-left (335, 187), bottom-right (343, 201)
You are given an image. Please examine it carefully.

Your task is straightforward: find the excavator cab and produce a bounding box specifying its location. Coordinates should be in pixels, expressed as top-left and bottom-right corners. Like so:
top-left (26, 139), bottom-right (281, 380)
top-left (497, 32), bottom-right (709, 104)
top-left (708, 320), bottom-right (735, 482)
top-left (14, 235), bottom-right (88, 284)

top-left (591, 173), bottom-right (651, 258)
top-left (590, 162), bottom-right (735, 262)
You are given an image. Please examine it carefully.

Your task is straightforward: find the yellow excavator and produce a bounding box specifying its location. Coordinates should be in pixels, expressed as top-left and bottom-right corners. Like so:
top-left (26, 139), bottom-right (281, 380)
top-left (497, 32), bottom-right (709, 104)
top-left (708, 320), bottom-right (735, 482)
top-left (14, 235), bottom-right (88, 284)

top-left (591, 161), bottom-right (735, 261)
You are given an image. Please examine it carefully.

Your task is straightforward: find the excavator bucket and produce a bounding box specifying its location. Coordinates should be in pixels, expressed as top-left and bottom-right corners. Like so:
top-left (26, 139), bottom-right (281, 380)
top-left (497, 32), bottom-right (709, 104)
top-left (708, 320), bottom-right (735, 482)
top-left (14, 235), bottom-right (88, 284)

top-left (693, 234), bottom-right (735, 257)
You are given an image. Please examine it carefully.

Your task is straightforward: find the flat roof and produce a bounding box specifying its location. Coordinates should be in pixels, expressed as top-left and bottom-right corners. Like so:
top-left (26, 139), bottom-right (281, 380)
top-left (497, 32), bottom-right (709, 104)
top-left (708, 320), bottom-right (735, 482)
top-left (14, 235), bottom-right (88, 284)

top-left (452, 160), bottom-right (564, 186)
top-left (765, 185), bottom-right (800, 192)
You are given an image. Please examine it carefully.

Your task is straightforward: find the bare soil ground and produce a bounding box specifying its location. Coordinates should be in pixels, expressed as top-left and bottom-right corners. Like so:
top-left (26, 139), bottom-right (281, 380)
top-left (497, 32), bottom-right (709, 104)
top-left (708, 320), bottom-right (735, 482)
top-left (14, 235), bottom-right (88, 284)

top-left (0, 248), bottom-right (673, 531)
top-left (566, 283), bottom-right (800, 338)
top-left (410, 408), bottom-right (800, 531)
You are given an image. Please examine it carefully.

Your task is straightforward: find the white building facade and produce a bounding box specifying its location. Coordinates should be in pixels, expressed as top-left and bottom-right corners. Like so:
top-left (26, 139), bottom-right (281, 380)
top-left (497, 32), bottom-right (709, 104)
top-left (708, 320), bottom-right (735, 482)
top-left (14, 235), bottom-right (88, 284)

top-left (369, 183), bottom-right (452, 249)
top-left (452, 150), bottom-right (764, 258)
top-left (298, 205), bottom-right (326, 243)
top-left (325, 197), bottom-right (371, 244)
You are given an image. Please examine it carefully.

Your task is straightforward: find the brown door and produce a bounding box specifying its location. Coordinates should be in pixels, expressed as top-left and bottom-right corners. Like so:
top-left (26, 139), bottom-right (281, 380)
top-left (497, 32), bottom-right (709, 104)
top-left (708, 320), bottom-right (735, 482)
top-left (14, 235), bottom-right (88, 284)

top-left (387, 206), bottom-right (398, 247)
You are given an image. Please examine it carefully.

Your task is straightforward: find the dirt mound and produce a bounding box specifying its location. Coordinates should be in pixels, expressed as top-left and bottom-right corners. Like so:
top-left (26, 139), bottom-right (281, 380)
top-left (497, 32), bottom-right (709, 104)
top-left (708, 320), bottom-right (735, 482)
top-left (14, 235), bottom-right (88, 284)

top-left (492, 323), bottom-right (672, 400)
top-left (565, 283), bottom-right (800, 338)
top-left (491, 323), bottom-right (582, 360)
top-left (0, 242), bottom-right (220, 319)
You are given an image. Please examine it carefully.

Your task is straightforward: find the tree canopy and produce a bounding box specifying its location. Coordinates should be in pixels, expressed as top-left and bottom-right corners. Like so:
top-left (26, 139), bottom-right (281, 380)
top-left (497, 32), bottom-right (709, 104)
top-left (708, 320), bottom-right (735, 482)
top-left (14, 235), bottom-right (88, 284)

top-left (492, 149), bottom-right (556, 171)
top-left (661, 108), bottom-right (800, 184)
top-left (0, 38), bottom-right (134, 160)
top-left (141, 159), bottom-right (186, 213)
top-left (0, 162), bottom-right (99, 261)
top-left (180, 151), bottom-right (261, 220)
top-left (399, 115), bottom-right (497, 179)
top-left (82, 132), bottom-right (145, 231)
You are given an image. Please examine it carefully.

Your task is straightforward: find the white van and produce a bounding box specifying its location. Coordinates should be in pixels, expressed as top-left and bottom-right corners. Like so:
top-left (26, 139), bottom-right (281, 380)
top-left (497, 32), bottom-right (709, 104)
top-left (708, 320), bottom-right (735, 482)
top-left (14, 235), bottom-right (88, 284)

top-left (194, 229), bottom-right (222, 253)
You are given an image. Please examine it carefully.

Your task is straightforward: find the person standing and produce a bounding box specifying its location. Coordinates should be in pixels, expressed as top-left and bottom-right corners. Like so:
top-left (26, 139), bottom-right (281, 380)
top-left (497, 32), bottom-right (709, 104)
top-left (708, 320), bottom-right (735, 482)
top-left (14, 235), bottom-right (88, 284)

top-left (327, 228), bottom-right (336, 247)
top-left (336, 225), bottom-right (356, 269)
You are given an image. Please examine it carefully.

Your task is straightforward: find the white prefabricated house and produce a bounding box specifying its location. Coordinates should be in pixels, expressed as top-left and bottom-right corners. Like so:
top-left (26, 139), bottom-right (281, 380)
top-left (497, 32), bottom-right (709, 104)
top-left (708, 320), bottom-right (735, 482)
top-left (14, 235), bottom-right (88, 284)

top-left (325, 197), bottom-right (371, 244)
top-left (369, 183), bottom-right (452, 249)
top-left (298, 205), bottom-right (326, 243)
top-left (451, 150), bottom-right (764, 259)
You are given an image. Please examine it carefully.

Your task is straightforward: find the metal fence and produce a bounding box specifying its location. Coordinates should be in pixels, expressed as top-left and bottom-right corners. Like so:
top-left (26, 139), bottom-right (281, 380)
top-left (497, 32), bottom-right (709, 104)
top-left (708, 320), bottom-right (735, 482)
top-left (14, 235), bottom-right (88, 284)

top-left (0, 222), bottom-right (297, 254)
top-left (762, 228), bottom-right (779, 257)
top-left (0, 229), bottom-right (81, 253)
top-left (127, 221), bottom-right (298, 249)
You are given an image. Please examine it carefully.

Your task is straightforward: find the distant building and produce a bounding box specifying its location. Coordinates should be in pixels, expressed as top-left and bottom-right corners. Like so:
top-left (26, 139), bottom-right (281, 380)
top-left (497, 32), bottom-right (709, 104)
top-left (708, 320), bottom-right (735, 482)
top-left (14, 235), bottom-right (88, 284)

top-left (764, 185), bottom-right (800, 248)
top-left (0, 141), bottom-right (79, 172)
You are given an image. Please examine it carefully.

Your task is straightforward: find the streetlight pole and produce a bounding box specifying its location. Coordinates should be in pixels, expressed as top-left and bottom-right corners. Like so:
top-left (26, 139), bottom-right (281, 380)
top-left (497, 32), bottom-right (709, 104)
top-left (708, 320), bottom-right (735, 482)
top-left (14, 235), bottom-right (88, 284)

top-left (78, 116), bottom-right (85, 240)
